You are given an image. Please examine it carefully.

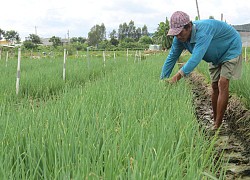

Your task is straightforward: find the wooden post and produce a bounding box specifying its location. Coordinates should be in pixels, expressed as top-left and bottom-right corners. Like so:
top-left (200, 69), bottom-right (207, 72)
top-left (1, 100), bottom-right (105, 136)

top-left (195, 0), bottom-right (200, 20)
top-left (139, 51), bottom-right (142, 62)
top-left (16, 48), bottom-right (21, 95)
top-left (245, 42), bottom-right (247, 62)
top-left (87, 47), bottom-right (90, 69)
top-left (127, 48), bottom-right (128, 61)
top-left (134, 50), bottom-right (138, 63)
top-left (103, 51), bottom-right (106, 67)
top-left (6, 51), bottom-right (9, 67)
top-left (63, 49), bottom-right (66, 81)
top-left (76, 50), bottom-right (79, 58)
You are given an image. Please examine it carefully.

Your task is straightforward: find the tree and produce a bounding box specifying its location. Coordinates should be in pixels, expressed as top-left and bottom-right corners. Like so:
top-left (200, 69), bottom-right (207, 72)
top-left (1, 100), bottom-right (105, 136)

top-left (152, 17), bottom-right (173, 49)
top-left (88, 24), bottom-right (106, 47)
top-left (78, 37), bottom-right (86, 44)
top-left (109, 29), bottom-right (117, 39)
top-left (118, 22), bottom-right (128, 40)
top-left (49, 36), bottom-right (62, 47)
top-left (138, 36), bottom-right (153, 45)
top-left (98, 39), bottom-right (112, 49)
top-left (70, 37), bottom-right (78, 43)
top-left (117, 21), bottom-right (148, 42)
top-left (4, 30), bottom-right (20, 44)
top-left (70, 37), bottom-right (86, 44)
top-left (135, 27), bottom-right (142, 41)
top-left (142, 25), bottom-right (149, 36)
top-left (110, 38), bottom-right (119, 46)
top-left (23, 41), bottom-right (37, 49)
top-left (209, 16), bottom-right (215, 19)
top-left (100, 23), bottom-right (106, 40)
top-left (128, 20), bottom-right (136, 39)
top-left (29, 34), bottom-right (41, 44)
top-left (0, 29), bottom-right (5, 40)
top-left (23, 34), bottom-right (41, 49)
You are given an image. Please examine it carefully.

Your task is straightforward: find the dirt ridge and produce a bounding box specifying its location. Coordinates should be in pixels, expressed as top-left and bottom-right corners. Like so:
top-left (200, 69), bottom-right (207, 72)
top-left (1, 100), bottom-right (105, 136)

top-left (188, 72), bottom-right (250, 180)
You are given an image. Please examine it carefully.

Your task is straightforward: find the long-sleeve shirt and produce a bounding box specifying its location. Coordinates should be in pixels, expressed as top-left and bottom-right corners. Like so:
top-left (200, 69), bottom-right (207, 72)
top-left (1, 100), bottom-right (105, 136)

top-left (160, 19), bottom-right (242, 79)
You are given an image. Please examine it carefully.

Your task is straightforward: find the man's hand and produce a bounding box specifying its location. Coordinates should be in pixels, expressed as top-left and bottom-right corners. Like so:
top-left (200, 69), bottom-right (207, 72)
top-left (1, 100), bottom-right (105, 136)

top-left (166, 78), bottom-right (177, 84)
top-left (166, 72), bottom-right (182, 84)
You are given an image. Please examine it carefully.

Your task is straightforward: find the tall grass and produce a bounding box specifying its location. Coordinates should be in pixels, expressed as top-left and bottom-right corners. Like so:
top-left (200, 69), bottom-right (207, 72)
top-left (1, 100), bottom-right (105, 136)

top-left (0, 52), bottom-right (223, 179)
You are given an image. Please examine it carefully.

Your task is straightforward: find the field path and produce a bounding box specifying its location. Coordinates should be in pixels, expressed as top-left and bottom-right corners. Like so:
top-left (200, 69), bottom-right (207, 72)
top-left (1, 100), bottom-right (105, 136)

top-left (188, 72), bottom-right (250, 180)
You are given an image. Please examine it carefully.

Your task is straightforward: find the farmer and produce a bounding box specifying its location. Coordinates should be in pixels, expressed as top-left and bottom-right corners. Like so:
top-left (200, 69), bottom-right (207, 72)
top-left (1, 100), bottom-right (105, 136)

top-left (160, 11), bottom-right (242, 129)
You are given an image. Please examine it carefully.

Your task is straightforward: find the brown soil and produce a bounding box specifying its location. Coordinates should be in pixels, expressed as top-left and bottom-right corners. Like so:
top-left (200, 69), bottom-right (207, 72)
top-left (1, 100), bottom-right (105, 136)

top-left (188, 72), bottom-right (250, 180)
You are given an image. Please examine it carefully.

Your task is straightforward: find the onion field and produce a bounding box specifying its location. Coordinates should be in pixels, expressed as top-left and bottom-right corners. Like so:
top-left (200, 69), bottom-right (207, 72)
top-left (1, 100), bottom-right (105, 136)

top-left (0, 50), bottom-right (223, 179)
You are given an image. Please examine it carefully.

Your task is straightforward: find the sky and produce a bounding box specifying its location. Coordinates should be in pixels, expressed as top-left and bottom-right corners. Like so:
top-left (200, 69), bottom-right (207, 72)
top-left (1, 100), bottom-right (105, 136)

top-left (1, 0), bottom-right (250, 41)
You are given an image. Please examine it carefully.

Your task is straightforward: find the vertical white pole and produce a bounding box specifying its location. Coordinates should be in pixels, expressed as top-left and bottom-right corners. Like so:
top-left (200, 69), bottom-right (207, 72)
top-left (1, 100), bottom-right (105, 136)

top-left (30, 49), bottom-right (33, 60)
top-left (245, 42), bottom-right (247, 62)
top-left (103, 51), bottom-right (106, 67)
top-left (139, 51), bottom-right (142, 62)
top-left (63, 49), bottom-right (66, 81)
top-left (16, 48), bottom-right (21, 95)
top-left (127, 48), bottom-right (128, 61)
top-left (114, 51), bottom-right (116, 62)
top-left (87, 47), bottom-right (90, 69)
top-left (134, 50), bottom-right (137, 63)
top-left (6, 51), bottom-right (9, 67)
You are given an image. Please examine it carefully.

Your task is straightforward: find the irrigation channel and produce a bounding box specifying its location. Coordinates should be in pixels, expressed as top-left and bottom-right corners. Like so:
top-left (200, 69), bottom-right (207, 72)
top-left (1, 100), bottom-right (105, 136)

top-left (188, 72), bottom-right (250, 180)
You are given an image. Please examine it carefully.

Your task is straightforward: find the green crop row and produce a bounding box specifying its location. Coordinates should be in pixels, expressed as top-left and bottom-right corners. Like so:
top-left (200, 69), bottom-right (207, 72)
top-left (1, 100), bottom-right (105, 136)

top-left (0, 53), bottom-right (224, 179)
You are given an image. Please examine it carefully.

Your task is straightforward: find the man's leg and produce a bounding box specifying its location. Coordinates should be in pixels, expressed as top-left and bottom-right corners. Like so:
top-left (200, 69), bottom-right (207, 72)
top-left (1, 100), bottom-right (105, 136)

top-left (214, 77), bottom-right (229, 128)
top-left (209, 55), bottom-right (242, 129)
top-left (211, 81), bottom-right (219, 124)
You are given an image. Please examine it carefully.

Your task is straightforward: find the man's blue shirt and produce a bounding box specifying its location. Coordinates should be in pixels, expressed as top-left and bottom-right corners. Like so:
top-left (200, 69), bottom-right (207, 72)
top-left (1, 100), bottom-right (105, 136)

top-left (160, 19), bottom-right (242, 79)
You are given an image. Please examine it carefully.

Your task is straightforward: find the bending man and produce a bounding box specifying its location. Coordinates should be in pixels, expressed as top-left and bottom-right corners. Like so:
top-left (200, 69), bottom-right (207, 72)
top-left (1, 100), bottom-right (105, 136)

top-left (160, 11), bottom-right (242, 129)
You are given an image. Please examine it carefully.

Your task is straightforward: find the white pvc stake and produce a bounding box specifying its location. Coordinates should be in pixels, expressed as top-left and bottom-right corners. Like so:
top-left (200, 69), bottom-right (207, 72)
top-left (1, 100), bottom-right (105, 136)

top-left (87, 47), bottom-right (90, 69)
top-left (139, 51), bottom-right (142, 62)
top-left (114, 51), bottom-right (116, 62)
top-left (103, 51), bottom-right (106, 67)
top-left (63, 49), bottom-right (66, 81)
top-left (134, 50), bottom-right (138, 63)
top-left (16, 48), bottom-right (21, 95)
top-left (127, 48), bottom-right (128, 61)
top-left (245, 42), bottom-right (248, 62)
top-left (5, 51), bottom-right (9, 67)
top-left (30, 49), bottom-right (33, 60)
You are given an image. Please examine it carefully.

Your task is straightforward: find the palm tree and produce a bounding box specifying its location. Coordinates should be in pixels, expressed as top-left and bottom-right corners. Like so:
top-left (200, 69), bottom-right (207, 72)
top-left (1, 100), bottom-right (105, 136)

top-left (152, 17), bottom-right (173, 50)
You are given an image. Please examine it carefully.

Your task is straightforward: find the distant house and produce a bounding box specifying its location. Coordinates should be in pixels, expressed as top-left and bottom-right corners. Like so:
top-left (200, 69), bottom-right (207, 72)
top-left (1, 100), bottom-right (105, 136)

top-left (40, 38), bottom-right (53, 46)
top-left (40, 38), bottom-right (69, 46)
top-left (61, 38), bottom-right (69, 46)
top-left (233, 23), bottom-right (250, 47)
top-left (0, 39), bottom-right (10, 46)
top-left (149, 44), bottom-right (162, 51)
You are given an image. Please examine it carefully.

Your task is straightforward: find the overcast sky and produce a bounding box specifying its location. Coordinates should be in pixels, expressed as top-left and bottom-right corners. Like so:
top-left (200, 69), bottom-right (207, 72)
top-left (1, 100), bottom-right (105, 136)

top-left (1, 0), bottom-right (250, 41)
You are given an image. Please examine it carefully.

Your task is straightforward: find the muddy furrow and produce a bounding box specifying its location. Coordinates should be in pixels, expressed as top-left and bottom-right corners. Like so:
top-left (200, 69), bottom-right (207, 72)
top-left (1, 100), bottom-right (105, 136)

top-left (188, 72), bottom-right (250, 180)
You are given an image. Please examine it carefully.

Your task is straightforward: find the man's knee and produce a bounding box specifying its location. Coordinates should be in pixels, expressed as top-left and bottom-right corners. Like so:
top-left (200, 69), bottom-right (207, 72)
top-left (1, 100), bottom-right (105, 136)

top-left (218, 77), bottom-right (229, 90)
